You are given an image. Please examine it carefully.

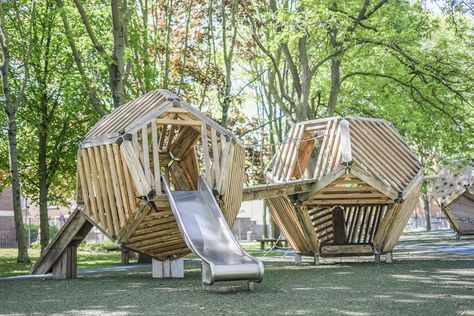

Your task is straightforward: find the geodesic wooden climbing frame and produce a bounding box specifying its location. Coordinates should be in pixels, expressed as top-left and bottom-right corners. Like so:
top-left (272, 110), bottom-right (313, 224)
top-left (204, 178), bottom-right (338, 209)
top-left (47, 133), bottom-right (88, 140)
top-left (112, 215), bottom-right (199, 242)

top-left (265, 117), bottom-right (423, 261)
top-left (31, 90), bottom-right (246, 278)
top-left (432, 161), bottom-right (474, 238)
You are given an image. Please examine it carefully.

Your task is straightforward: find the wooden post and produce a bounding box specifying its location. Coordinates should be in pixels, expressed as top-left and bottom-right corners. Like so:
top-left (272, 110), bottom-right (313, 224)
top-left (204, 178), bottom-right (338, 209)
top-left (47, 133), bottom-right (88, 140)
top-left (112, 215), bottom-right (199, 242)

top-left (138, 253), bottom-right (152, 263)
top-left (152, 258), bottom-right (184, 278)
top-left (52, 245), bottom-right (77, 280)
top-left (121, 249), bottom-right (130, 265)
top-left (294, 253), bottom-right (302, 265)
top-left (313, 251), bottom-right (320, 266)
top-left (332, 206), bottom-right (346, 244)
top-left (374, 247), bottom-right (381, 265)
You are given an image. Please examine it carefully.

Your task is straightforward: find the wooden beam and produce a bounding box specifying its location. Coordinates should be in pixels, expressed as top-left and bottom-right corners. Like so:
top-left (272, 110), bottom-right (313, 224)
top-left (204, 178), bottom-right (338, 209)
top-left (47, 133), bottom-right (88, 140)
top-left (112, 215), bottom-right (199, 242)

top-left (242, 179), bottom-right (316, 201)
top-left (31, 209), bottom-right (93, 275)
top-left (156, 119), bottom-right (201, 126)
top-left (320, 244), bottom-right (374, 257)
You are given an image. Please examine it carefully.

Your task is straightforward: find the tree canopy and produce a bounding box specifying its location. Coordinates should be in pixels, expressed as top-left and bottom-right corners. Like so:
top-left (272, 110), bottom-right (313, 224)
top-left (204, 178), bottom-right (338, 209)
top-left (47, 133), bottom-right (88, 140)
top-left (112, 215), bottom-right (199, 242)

top-left (0, 0), bottom-right (473, 224)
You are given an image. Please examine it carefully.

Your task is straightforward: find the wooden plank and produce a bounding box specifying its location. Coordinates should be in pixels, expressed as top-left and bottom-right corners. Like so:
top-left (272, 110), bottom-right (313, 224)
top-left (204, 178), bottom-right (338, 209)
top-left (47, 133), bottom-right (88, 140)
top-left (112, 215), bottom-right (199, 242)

top-left (117, 202), bottom-right (152, 243)
top-left (299, 166), bottom-right (346, 201)
top-left (286, 125), bottom-right (305, 180)
top-left (156, 118), bottom-right (201, 126)
top-left (332, 207), bottom-right (346, 244)
top-left (77, 152), bottom-right (91, 216)
top-left (86, 148), bottom-right (106, 226)
top-left (105, 145), bottom-right (122, 235)
top-left (350, 164), bottom-right (399, 200)
top-left (320, 119), bottom-right (338, 177)
top-left (151, 119), bottom-right (162, 194)
top-left (211, 128), bottom-right (220, 185)
top-left (142, 124), bottom-right (152, 184)
top-left (31, 209), bottom-right (93, 275)
top-left (201, 123), bottom-right (213, 186)
top-left (313, 120), bottom-right (332, 180)
top-left (113, 144), bottom-right (129, 226)
top-left (99, 146), bottom-right (116, 235)
top-left (120, 140), bottom-right (152, 196)
top-left (122, 155), bottom-right (137, 212)
top-left (159, 125), bottom-right (168, 150)
top-left (339, 119), bottom-right (352, 164)
top-left (166, 125), bottom-right (176, 151)
top-left (92, 147), bottom-right (110, 233)
top-left (320, 244), bottom-right (373, 257)
top-left (242, 179), bottom-right (316, 201)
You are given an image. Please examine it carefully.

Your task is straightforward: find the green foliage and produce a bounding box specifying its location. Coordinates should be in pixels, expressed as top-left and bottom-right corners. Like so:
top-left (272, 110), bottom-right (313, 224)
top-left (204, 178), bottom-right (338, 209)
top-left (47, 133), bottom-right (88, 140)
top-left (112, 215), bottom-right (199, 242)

top-left (0, 0), bottom-right (473, 209)
top-left (24, 224), bottom-right (59, 245)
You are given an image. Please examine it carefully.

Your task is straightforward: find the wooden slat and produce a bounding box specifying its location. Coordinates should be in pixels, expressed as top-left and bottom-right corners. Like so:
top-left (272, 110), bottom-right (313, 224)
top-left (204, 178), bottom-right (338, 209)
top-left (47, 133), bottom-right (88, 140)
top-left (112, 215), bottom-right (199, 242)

top-left (156, 118), bottom-right (202, 126)
top-left (201, 123), bottom-right (212, 186)
top-left (86, 147), bottom-right (106, 226)
top-left (113, 144), bottom-right (129, 225)
top-left (77, 153), bottom-right (91, 216)
top-left (105, 145), bottom-right (122, 234)
top-left (211, 128), bottom-right (220, 185)
top-left (92, 147), bottom-right (111, 234)
top-left (151, 119), bottom-right (161, 194)
top-left (99, 146), bottom-right (116, 235)
top-left (142, 124), bottom-right (152, 184)
top-left (120, 140), bottom-right (152, 196)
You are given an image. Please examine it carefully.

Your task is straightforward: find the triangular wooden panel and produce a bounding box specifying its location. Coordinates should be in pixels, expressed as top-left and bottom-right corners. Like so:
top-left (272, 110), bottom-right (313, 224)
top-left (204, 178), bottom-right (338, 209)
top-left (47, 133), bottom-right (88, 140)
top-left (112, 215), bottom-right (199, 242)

top-left (123, 200), bottom-right (190, 260)
top-left (305, 173), bottom-right (394, 207)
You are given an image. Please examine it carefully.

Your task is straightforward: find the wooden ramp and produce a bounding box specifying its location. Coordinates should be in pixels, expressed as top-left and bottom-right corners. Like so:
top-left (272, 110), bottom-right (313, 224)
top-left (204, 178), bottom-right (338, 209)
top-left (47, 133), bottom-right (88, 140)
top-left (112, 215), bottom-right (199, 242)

top-left (30, 208), bottom-right (93, 279)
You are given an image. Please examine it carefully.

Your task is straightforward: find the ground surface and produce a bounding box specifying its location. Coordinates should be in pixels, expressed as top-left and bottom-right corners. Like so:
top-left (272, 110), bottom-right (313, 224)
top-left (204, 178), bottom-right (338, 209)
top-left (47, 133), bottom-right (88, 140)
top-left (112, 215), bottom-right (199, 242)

top-left (0, 248), bottom-right (122, 277)
top-left (1, 231), bottom-right (473, 315)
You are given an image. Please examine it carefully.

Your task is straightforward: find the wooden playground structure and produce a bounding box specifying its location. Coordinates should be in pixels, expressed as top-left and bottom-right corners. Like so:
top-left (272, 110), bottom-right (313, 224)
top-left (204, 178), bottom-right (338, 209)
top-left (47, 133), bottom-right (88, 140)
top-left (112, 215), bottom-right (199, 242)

top-left (264, 117), bottom-right (424, 263)
top-left (432, 161), bottom-right (474, 238)
top-left (31, 90), bottom-right (424, 280)
top-left (31, 90), bottom-right (248, 279)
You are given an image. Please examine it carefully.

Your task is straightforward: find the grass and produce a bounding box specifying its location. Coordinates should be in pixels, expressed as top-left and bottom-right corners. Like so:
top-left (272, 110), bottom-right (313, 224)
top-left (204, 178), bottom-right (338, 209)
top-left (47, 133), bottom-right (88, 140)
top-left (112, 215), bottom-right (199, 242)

top-left (0, 248), bottom-right (122, 278)
top-left (1, 232), bottom-right (473, 315)
top-left (0, 242), bottom-right (281, 278)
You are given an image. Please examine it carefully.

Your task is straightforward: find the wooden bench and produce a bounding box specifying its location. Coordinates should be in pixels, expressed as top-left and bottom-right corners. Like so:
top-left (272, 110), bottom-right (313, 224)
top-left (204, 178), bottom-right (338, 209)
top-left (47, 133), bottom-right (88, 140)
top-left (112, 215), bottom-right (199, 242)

top-left (256, 238), bottom-right (289, 250)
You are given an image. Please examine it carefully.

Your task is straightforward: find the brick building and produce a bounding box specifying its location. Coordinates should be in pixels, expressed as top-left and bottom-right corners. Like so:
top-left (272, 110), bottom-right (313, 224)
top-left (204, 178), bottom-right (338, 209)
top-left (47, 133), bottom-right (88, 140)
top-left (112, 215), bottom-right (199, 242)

top-left (0, 187), bottom-right (26, 247)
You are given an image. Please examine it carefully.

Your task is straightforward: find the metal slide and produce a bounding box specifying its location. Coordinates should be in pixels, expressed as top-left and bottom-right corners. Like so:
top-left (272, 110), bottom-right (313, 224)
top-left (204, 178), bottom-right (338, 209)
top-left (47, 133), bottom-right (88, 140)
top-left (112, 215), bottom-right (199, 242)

top-left (163, 176), bottom-right (264, 286)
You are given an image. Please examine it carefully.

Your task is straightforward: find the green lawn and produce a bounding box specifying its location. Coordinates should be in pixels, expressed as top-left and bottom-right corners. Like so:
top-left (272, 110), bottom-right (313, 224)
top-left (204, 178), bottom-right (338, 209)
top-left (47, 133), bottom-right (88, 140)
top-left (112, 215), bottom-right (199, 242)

top-left (0, 242), bottom-right (281, 278)
top-left (1, 232), bottom-right (473, 315)
top-left (0, 248), bottom-right (122, 278)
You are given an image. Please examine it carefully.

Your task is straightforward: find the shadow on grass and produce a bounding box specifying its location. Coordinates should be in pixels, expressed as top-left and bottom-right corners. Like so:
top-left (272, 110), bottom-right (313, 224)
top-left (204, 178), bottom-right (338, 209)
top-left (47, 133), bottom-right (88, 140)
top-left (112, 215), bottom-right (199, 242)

top-left (1, 256), bottom-right (473, 315)
top-left (1, 231), bottom-right (474, 315)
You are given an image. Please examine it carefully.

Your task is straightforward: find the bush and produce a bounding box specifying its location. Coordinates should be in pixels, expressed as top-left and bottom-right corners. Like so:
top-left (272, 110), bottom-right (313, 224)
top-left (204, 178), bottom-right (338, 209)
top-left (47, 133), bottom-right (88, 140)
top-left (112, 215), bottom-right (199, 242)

top-left (78, 240), bottom-right (117, 252)
top-left (23, 224), bottom-right (60, 246)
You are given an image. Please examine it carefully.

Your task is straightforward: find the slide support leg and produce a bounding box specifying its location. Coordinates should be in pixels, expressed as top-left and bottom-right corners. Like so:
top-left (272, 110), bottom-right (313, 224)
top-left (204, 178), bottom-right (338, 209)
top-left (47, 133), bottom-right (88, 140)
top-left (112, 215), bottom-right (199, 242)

top-left (152, 257), bottom-right (184, 278)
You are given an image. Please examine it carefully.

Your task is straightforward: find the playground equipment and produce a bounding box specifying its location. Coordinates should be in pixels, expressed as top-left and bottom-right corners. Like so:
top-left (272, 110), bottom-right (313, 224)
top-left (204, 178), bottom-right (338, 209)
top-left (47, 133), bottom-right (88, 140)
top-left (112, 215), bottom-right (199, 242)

top-left (264, 117), bottom-right (424, 263)
top-left (432, 161), bottom-right (474, 238)
top-left (30, 90), bottom-right (424, 283)
top-left (31, 89), bottom-right (263, 286)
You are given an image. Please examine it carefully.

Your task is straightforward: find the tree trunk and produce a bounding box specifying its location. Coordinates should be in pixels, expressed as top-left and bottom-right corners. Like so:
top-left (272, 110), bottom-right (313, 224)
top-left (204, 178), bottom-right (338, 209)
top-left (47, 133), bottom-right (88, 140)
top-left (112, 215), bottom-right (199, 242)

top-left (220, 0), bottom-right (237, 127)
top-left (110, 0), bottom-right (126, 107)
top-left (327, 29), bottom-right (340, 117)
top-left (7, 114), bottom-right (30, 263)
top-left (0, 3), bottom-right (30, 263)
top-left (163, 0), bottom-right (173, 89)
top-left (39, 125), bottom-right (49, 253)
